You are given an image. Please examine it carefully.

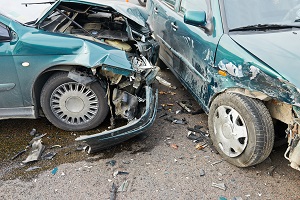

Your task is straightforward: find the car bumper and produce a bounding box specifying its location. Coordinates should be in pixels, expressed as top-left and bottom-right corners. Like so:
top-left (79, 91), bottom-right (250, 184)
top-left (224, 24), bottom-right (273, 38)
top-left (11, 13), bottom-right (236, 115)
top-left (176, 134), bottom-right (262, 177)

top-left (75, 86), bottom-right (158, 153)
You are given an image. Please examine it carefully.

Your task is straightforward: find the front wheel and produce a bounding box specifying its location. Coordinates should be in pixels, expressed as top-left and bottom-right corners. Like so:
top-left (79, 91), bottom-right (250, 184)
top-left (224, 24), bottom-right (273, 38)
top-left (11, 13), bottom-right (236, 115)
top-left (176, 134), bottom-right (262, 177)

top-left (208, 93), bottom-right (274, 167)
top-left (41, 72), bottom-right (109, 131)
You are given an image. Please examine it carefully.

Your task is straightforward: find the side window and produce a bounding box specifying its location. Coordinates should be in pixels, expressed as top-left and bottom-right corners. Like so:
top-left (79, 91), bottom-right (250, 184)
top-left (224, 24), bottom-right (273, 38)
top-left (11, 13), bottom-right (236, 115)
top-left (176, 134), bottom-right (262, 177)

top-left (0, 23), bottom-right (10, 41)
top-left (179, 0), bottom-right (207, 14)
top-left (161, 0), bottom-right (176, 9)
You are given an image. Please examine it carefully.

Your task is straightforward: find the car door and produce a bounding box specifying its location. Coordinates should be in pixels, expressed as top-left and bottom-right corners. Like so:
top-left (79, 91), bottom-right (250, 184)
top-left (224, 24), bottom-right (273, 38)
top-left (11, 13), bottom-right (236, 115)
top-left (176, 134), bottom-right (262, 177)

top-left (167, 0), bottom-right (220, 106)
top-left (0, 22), bottom-right (23, 108)
top-left (147, 0), bottom-right (178, 67)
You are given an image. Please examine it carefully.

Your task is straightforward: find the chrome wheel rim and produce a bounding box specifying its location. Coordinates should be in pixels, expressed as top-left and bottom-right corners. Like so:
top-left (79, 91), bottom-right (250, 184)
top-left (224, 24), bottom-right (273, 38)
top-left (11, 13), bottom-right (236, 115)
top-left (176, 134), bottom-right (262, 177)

top-left (50, 82), bottom-right (99, 125)
top-left (213, 105), bottom-right (248, 157)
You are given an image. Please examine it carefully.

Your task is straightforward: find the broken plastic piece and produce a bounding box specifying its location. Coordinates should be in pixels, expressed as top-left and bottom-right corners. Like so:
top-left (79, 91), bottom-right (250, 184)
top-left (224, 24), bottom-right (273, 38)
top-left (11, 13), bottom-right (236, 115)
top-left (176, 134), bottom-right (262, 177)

top-left (212, 182), bottom-right (226, 191)
top-left (267, 165), bottom-right (276, 176)
top-left (42, 152), bottom-right (57, 160)
top-left (165, 116), bottom-right (187, 124)
top-left (211, 160), bottom-right (223, 166)
top-left (113, 171), bottom-right (129, 177)
top-left (29, 128), bottom-right (37, 136)
top-left (23, 139), bottom-right (45, 163)
top-left (170, 144), bottom-right (178, 149)
top-left (177, 101), bottom-right (192, 113)
top-left (187, 131), bottom-right (203, 142)
top-left (219, 196), bottom-right (227, 200)
top-left (156, 76), bottom-right (177, 89)
top-left (195, 143), bottom-right (208, 150)
top-left (118, 180), bottom-right (129, 192)
top-left (52, 167), bottom-right (58, 175)
top-left (110, 183), bottom-right (117, 200)
top-left (200, 169), bottom-right (205, 176)
top-left (50, 145), bottom-right (62, 149)
top-left (106, 160), bottom-right (117, 167)
top-left (11, 149), bottom-right (26, 160)
top-left (25, 166), bottom-right (41, 172)
top-left (29, 133), bottom-right (47, 145)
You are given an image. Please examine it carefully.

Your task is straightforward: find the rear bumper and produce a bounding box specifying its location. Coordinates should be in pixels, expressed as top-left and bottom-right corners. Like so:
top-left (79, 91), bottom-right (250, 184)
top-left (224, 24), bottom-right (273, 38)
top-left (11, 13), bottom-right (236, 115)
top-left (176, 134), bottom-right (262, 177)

top-left (75, 86), bottom-right (158, 153)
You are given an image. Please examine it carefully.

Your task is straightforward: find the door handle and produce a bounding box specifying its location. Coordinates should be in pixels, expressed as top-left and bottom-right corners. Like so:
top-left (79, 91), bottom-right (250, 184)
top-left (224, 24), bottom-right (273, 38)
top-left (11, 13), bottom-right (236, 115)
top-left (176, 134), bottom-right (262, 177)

top-left (171, 22), bottom-right (178, 31)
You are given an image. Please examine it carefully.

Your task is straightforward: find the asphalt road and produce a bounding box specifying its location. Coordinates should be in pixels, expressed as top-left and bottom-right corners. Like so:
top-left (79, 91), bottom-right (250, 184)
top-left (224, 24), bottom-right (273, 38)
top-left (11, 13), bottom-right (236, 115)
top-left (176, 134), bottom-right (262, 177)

top-left (1, 68), bottom-right (300, 200)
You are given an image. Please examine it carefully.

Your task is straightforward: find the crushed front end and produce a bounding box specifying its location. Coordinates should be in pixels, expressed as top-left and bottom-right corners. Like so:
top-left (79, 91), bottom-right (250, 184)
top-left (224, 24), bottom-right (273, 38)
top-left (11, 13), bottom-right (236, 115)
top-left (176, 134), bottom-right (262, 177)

top-left (40, 1), bottom-right (162, 151)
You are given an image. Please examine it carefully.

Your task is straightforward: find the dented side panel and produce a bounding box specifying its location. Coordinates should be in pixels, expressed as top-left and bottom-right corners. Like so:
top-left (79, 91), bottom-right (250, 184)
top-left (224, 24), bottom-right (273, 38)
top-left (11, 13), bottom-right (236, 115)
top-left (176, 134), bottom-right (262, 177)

top-left (210, 34), bottom-right (300, 108)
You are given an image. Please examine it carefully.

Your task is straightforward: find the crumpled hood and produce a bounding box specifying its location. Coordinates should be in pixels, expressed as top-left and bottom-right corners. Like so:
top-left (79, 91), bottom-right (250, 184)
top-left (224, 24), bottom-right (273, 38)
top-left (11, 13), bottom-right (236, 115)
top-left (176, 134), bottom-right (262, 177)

top-left (62, 0), bottom-right (148, 27)
top-left (230, 30), bottom-right (300, 88)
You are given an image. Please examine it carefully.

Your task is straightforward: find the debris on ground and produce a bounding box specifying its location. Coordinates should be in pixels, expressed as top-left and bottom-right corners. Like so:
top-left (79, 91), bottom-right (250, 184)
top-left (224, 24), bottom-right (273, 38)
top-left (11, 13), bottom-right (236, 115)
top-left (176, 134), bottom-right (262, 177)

top-left (200, 169), bottom-right (205, 176)
top-left (51, 167), bottom-right (58, 175)
top-left (11, 149), bottom-right (27, 160)
top-left (195, 143), bottom-right (208, 150)
top-left (219, 196), bottom-right (227, 200)
top-left (187, 125), bottom-right (217, 153)
top-left (186, 131), bottom-right (203, 143)
top-left (42, 152), bottom-right (57, 160)
top-left (159, 91), bottom-right (176, 95)
top-left (118, 180), bottom-right (129, 192)
top-left (106, 160), bottom-right (117, 167)
top-left (23, 139), bottom-right (45, 163)
top-left (50, 145), bottom-right (62, 149)
top-left (165, 116), bottom-right (188, 125)
top-left (177, 101), bottom-right (192, 113)
top-left (110, 183), bottom-right (117, 200)
top-left (267, 165), bottom-right (276, 176)
top-left (156, 76), bottom-right (177, 89)
top-left (170, 144), bottom-right (179, 149)
top-left (212, 182), bottom-right (226, 191)
top-left (211, 160), bottom-right (223, 166)
top-left (113, 171), bottom-right (129, 177)
top-left (122, 160), bottom-right (130, 164)
top-left (25, 166), bottom-right (41, 172)
top-left (29, 128), bottom-right (37, 136)
top-left (158, 113), bottom-right (168, 118)
top-left (29, 133), bottom-right (47, 145)
top-left (76, 144), bottom-right (88, 151)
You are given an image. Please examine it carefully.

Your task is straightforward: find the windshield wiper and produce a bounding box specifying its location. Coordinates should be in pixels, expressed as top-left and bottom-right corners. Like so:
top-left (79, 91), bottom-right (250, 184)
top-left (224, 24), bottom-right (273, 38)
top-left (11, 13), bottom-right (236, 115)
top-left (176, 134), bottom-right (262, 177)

top-left (229, 24), bottom-right (300, 32)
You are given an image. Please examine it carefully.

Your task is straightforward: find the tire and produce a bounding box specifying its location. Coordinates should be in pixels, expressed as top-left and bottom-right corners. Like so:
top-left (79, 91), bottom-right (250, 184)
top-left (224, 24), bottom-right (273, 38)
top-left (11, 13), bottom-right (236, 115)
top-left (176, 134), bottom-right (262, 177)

top-left (41, 72), bottom-right (109, 131)
top-left (138, 0), bottom-right (146, 7)
top-left (208, 93), bottom-right (274, 167)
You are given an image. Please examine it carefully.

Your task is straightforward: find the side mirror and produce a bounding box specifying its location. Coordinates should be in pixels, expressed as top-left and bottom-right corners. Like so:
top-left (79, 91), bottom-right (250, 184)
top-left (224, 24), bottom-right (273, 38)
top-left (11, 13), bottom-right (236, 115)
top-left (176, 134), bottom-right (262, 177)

top-left (184, 11), bottom-right (206, 27)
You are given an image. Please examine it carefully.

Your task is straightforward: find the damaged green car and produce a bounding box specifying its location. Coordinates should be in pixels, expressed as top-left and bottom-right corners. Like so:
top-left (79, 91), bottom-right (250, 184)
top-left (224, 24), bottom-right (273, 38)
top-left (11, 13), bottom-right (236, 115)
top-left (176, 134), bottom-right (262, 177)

top-left (148, 0), bottom-right (300, 169)
top-left (0, 0), bottom-right (159, 152)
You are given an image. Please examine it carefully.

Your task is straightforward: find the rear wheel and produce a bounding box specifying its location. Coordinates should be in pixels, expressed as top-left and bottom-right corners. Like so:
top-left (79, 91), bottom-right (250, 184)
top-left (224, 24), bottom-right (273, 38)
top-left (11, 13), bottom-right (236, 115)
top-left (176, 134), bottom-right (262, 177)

top-left (208, 93), bottom-right (274, 167)
top-left (41, 72), bottom-right (109, 131)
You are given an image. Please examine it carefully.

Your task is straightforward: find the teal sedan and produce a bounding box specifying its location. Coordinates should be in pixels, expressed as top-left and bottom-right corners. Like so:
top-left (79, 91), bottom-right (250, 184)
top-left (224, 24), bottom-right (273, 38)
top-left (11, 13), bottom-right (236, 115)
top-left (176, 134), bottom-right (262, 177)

top-left (148, 0), bottom-right (300, 169)
top-left (0, 0), bottom-right (159, 152)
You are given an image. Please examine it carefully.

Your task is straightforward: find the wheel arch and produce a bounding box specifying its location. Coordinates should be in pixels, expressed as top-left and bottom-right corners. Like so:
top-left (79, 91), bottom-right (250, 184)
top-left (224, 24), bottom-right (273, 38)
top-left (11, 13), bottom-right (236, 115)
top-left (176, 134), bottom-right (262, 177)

top-left (209, 87), bottom-right (294, 126)
top-left (32, 65), bottom-right (94, 116)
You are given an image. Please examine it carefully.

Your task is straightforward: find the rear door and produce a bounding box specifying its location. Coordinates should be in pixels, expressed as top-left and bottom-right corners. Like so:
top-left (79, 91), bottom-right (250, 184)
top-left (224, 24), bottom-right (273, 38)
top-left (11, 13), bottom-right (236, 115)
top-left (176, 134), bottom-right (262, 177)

top-left (0, 22), bottom-right (23, 108)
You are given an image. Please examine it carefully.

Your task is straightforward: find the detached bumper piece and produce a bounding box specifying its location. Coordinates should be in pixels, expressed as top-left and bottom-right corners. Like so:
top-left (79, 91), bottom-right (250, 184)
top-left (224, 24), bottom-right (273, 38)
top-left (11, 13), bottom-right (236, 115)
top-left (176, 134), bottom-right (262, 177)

top-left (75, 86), bottom-right (158, 153)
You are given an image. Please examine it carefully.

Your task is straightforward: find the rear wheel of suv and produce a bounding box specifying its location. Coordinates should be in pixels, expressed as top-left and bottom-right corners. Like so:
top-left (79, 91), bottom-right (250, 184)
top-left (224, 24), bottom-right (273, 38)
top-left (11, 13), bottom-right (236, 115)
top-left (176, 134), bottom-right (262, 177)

top-left (41, 72), bottom-right (109, 131)
top-left (208, 93), bottom-right (274, 167)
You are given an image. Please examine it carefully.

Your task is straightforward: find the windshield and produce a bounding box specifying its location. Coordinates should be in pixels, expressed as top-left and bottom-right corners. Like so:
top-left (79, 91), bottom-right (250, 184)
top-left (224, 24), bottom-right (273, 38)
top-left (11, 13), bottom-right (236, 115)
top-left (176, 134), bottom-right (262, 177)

top-left (224, 0), bottom-right (300, 30)
top-left (0, 0), bottom-right (53, 24)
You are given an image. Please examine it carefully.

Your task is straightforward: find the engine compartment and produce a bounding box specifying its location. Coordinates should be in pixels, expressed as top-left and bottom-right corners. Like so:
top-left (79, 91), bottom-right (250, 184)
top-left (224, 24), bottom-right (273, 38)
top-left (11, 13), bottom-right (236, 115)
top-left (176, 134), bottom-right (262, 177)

top-left (39, 2), bottom-right (158, 64)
